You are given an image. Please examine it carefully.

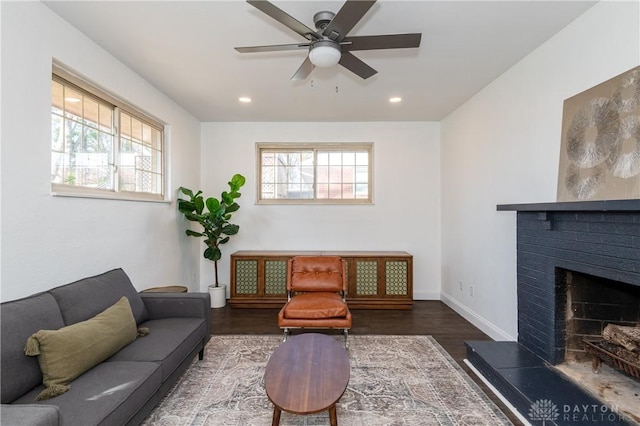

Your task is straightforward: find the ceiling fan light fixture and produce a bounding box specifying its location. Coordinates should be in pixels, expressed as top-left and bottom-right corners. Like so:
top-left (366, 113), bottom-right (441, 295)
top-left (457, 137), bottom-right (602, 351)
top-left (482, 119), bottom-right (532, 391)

top-left (309, 40), bottom-right (341, 68)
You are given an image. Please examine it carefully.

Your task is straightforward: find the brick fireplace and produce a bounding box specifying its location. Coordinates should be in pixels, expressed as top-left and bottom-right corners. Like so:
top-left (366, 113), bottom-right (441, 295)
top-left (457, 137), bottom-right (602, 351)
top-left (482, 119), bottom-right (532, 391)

top-left (510, 201), bottom-right (639, 365)
top-left (466, 199), bottom-right (640, 426)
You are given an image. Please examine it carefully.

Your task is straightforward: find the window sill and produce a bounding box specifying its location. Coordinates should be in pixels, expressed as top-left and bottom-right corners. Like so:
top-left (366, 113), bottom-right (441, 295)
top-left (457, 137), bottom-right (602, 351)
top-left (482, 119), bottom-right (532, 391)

top-left (51, 184), bottom-right (169, 203)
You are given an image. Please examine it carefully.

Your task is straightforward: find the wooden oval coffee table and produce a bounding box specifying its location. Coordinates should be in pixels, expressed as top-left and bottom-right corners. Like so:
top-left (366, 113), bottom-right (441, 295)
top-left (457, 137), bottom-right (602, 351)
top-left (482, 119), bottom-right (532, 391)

top-left (264, 333), bottom-right (350, 426)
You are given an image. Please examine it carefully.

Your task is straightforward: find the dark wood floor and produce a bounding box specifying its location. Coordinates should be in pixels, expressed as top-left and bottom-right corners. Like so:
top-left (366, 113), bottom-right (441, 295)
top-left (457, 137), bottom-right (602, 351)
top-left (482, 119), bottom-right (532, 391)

top-left (211, 300), bottom-right (523, 425)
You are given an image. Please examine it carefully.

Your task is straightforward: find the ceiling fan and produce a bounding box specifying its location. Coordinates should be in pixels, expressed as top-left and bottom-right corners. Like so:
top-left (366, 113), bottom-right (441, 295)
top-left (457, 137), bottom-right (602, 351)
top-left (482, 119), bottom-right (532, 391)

top-left (235, 0), bottom-right (421, 80)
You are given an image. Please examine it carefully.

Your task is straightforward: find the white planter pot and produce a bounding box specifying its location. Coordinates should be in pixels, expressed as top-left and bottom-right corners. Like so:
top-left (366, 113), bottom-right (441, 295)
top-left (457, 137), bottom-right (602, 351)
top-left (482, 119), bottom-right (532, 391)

top-left (208, 284), bottom-right (227, 308)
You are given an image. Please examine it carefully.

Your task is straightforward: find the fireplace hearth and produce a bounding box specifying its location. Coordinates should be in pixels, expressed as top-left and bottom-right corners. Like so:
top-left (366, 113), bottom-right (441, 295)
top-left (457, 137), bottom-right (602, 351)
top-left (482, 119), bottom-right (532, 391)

top-left (466, 199), bottom-right (640, 425)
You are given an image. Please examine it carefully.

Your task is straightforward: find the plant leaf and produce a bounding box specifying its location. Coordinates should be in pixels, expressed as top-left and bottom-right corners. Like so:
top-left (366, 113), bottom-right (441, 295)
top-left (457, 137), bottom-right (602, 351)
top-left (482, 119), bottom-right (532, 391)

top-left (222, 224), bottom-right (239, 235)
top-left (205, 197), bottom-right (220, 213)
top-left (194, 197), bottom-right (204, 214)
top-left (230, 174), bottom-right (246, 190)
top-left (221, 191), bottom-right (233, 205)
top-left (178, 187), bottom-right (193, 197)
top-left (185, 230), bottom-right (203, 237)
top-left (177, 199), bottom-right (195, 213)
top-left (203, 246), bottom-right (215, 261)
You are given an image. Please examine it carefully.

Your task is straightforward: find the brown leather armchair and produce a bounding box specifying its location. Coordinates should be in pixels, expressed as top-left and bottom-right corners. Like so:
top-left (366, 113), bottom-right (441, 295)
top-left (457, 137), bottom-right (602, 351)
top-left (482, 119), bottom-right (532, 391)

top-left (277, 256), bottom-right (352, 347)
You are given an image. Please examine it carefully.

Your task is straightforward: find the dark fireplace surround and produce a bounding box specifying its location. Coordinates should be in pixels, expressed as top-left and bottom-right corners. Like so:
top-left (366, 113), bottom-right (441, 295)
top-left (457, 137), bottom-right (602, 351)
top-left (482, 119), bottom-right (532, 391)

top-left (463, 200), bottom-right (639, 425)
top-left (498, 199), bottom-right (640, 365)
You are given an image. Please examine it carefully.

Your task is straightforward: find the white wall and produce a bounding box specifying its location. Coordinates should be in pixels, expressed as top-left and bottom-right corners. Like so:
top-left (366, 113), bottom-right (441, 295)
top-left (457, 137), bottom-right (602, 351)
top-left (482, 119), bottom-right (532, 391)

top-left (200, 122), bottom-right (441, 299)
top-left (0, 2), bottom-right (202, 301)
top-left (440, 0), bottom-right (640, 340)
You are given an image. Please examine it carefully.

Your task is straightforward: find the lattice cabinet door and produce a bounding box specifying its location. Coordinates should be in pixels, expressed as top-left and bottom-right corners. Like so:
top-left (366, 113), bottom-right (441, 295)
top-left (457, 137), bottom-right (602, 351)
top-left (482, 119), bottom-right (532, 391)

top-left (264, 259), bottom-right (287, 296)
top-left (384, 259), bottom-right (410, 296)
top-left (353, 259), bottom-right (380, 296)
top-left (233, 259), bottom-right (259, 295)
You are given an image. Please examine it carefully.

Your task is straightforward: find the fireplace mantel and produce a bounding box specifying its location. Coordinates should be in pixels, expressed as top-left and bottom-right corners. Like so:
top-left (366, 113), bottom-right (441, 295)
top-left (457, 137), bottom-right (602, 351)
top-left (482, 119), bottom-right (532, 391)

top-left (497, 199), bottom-right (640, 212)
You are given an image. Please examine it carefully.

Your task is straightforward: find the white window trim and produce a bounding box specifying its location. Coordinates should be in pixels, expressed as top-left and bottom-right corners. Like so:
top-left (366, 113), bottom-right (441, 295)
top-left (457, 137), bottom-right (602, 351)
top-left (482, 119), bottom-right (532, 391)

top-left (256, 142), bottom-right (374, 205)
top-left (51, 62), bottom-right (168, 202)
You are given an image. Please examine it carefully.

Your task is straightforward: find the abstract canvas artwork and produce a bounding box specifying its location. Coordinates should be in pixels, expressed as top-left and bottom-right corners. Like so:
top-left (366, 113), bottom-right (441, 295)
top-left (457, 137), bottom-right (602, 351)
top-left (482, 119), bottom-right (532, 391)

top-left (557, 66), bottom-right (640, 201)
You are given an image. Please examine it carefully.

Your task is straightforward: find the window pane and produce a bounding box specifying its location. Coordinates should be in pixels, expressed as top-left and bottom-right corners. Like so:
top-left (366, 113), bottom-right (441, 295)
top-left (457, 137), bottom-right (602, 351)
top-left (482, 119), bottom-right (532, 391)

top-left (317, 152), bottom-right (329, 165)
top-left (99, 104), bottom-right (112, 131)
top-left (119, 114), bottom-right (163, 195)
top-left (63, 88), bottom-right (83, 120)
top-left (260, 149), bottom-right (314, 199)
top-left (51, 79), bottom-right (115, 191)
top-left (52, 81), bottom-right (64, 112)
top-left (342, 152), bottom-right (355, 165)
top-left (355, 183), bottom-right (369, 199)
top-left (84, 98), bottom-right (99, 128)
top-left (356, 151), bottom-right (369, 165)
top-left (51, 115), bottom-right (64, 152)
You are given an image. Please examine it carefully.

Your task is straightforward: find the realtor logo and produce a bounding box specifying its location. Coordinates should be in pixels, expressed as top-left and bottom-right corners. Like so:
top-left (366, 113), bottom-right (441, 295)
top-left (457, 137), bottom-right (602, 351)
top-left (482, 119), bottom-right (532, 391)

top-left (529, 399), bottom-right (559, 425)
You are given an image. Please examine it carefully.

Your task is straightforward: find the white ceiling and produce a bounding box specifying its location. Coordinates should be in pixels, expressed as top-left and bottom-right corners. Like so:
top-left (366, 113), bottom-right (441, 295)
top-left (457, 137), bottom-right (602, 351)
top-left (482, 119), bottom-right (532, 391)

top-left (44, 0), bottom-right (596, 122)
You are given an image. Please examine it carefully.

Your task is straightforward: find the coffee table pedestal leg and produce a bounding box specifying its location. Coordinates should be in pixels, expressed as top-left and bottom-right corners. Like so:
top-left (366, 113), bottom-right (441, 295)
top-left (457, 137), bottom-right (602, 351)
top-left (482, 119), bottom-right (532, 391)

top-left (271, 404), bottom-right (339, 425)
top-left (329, 404), bottom-right (338, 426)
top-left (271, 406), bottom-right (282, 426)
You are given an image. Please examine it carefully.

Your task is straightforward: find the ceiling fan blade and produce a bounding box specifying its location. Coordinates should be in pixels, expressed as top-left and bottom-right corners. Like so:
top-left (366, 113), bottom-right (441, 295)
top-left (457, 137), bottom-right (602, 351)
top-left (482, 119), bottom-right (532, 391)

top-left (291, 56), bottom-right (315, 80)
top-left (235, 43), bottom-right (310, 53)
top-left (343, 33), bottom-right (422, 51)
top-left (322, 0), bottom-right (376, 42)
top-left (247, 0), bottom-right (321, 41)
top-left (338, 51), bottom-right (377, 79)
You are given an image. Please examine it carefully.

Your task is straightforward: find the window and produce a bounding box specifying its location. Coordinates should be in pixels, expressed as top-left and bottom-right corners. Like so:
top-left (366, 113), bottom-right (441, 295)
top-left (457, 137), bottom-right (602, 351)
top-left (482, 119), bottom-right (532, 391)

top-left (257, 143), bottom-right (373, 204)
top-left (51, 65), bottom-right (165, 201)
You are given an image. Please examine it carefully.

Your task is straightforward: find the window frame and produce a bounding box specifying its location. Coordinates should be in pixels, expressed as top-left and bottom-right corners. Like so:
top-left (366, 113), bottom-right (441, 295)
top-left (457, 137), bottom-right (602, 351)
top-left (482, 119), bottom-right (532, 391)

top-left (51, 63), bottom-right (167, 202)
top-left (256, 142), bottom-right (374, 205)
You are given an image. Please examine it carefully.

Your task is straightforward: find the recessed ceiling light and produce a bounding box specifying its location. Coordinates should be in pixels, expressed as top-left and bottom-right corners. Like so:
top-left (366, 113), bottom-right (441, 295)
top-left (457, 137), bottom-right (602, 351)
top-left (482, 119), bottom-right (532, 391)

top-left (389, 97), bottom-right (402, 103)
top-left (238, 97), bottom-right (252, 103)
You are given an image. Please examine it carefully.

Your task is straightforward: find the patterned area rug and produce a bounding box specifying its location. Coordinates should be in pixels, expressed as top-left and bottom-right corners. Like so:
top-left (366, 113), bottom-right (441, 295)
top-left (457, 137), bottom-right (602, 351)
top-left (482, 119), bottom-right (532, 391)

top-left (143, 335), bottom-right (513, 425)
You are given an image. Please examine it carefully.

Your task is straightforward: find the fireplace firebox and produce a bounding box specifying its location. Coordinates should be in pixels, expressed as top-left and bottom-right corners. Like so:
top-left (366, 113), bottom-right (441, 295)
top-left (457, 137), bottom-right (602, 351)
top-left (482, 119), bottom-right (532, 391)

top-left (563, 269), bottom-right (640, 363)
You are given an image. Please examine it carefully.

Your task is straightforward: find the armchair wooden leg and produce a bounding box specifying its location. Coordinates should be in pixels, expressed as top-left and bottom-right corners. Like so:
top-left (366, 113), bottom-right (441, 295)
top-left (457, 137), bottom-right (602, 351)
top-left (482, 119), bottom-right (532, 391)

top-left (343, 329), bottom-right (349, 350)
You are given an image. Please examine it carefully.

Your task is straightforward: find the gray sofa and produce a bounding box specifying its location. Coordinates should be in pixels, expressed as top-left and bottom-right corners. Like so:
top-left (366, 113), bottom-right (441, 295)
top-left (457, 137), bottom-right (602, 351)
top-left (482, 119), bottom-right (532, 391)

top-left (1, 268), bottom-right (211, 426)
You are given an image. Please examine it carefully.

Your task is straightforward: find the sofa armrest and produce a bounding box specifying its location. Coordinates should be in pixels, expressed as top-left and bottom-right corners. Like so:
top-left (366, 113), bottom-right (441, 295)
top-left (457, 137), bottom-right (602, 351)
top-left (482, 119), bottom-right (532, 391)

top-left (1, 404), bottom-right (60, 426)
top-left (140, 292), bottom-right (211, 338)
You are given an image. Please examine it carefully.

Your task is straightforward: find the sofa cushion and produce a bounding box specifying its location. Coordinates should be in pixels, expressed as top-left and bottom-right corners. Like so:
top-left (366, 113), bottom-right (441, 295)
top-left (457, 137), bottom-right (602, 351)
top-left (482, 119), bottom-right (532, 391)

top-left (106, 317), bottom-right (206, 381)
top-left (25, 297), bottom-right (138, 400)
top-left (13, 361), bottom-right (161, 426)
top-left (0, 404), bottom-right (60, 426)
top-left (1, 293), bottom-right (65, 404)
top-left (48, 268), bottom-right (149, 326)
top-left (283, 292), bottom-right (349, 319)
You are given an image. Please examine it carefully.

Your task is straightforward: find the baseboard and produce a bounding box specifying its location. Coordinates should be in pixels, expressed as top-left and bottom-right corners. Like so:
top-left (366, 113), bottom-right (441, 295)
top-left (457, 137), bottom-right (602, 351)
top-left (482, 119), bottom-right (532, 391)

top-left (440, 292), bottom-right (515, 341)
top-left (412, 291), bottom-right (440, 300)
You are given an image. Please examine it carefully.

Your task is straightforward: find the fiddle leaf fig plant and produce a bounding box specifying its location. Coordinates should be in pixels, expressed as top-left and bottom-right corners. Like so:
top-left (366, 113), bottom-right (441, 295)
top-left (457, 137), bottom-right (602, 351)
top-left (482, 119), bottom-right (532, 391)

top-left (177, 173), bottom-right (246, 287)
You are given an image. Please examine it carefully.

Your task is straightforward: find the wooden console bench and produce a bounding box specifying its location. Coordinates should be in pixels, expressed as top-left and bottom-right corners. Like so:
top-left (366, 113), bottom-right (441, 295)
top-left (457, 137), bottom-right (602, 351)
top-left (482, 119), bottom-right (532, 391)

top-left (230, 250), bottom-right (413, 309)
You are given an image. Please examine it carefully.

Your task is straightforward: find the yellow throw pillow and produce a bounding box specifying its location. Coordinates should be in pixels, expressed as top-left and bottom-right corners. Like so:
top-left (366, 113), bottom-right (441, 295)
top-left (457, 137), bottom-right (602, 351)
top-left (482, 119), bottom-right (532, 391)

top-left (24, 296), bottom-right (138, 400)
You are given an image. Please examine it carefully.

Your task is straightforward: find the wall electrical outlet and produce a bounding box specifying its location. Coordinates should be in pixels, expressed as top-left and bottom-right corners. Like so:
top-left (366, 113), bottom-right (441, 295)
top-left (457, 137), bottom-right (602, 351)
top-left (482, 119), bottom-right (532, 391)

top-left (469, 285), bottom-right (474, 297)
